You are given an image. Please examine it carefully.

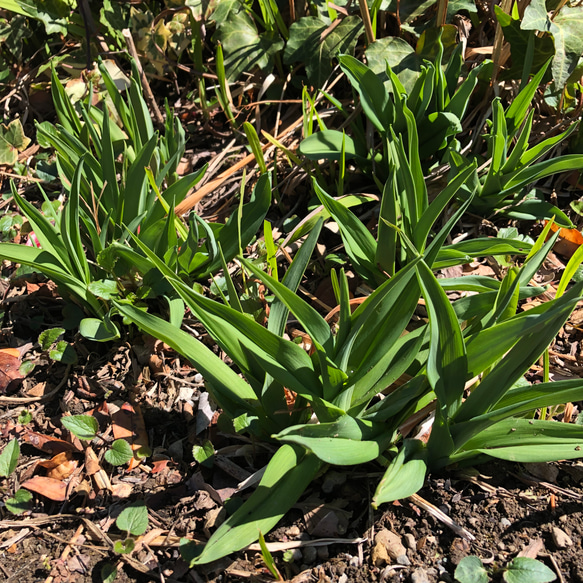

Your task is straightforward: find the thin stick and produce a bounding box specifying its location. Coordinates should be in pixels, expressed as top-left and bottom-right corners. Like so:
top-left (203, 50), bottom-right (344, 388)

top-left (174, 116), bottom-right (303, 215)
top-left (409, 493), bottom-right (475, 541)
top-left (358, 0), bottom-right (375, 45)
top-left (121, 28), bottom-right (164, 126)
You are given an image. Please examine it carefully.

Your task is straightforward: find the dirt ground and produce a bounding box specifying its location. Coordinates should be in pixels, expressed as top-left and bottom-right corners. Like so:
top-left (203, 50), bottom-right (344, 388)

top-left (1, 323), bottom-right (582, 583)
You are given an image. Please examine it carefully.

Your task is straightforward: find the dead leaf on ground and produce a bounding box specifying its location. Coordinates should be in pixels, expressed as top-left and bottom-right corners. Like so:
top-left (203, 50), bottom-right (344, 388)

top-left (546, 221), bottom-right (583, 258)
top-left (112, 401), bottom-right (151, 469)
top-left (22, 476), bottom-right (69, 501)
top-left (37, 451), bottom-right (78, 480)
top-left (0, 347), bottom-right (23, 393)
top-left (24, 430), bottom-right (78, 454)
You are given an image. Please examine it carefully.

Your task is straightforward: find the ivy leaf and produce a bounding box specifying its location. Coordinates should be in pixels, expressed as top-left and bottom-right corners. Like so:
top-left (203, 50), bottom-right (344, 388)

top-left (495, 6), bottom-right (554, 78)
top-left (116, 501), bottom-right (149, 536)
top-left (6, 488), bottom-right (32, 514)
top-left (88, 279), bottom-right (119, 300)
top-left (548, 5), bottom-right (583, 88)
top-left (284, 16), bottom-right (364, 87)
top-left (61, 415), bottom-right (98, 441)
top-left (503, 557), bottom-right (557, 583)
top-left (0, 438), bottom-right (19, 477)
top-left (213, 9), bottom-right (283, 81)
top-left (105, 439), bottom-right (134, 466)
top-left (0, 119), bottom-right (31, 166)
top-left (365, 36), bottom-right (422, 93)
top-left (521, 1), bottom-right (583, 87)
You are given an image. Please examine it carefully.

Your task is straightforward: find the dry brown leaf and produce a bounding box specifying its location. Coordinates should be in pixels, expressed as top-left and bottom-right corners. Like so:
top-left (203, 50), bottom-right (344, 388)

top-left (22, 476), bottom-right (69, 501)
top-left (546, 221), bottom-right (583, 258)
top-left (85, 447), bottom-right (112, 492)
top-left (112, 402), bottom-right (151, 470)
top-left (37, 451), bottom-right (78, 480)
top-left (24, 430), bottom-right (78, 454)
top-left (0, 347), bottom-right (23, 393)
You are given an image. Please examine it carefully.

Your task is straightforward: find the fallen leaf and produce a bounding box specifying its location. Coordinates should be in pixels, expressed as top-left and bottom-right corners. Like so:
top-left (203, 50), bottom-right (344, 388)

top-left (151, 459), bottom-right (170, 474)
top-left (37, 451), bottom-right (78, 480)
top-left (0, 348), bottom-right (23, 393)
top-left (112, 402), bottom-right (151, 470)
top-left (22, 476), bottom-right (69, 501)
top-left (23, 430), bottom-right (78, 454)
top-left (546, 221), bottom-right (583, 258)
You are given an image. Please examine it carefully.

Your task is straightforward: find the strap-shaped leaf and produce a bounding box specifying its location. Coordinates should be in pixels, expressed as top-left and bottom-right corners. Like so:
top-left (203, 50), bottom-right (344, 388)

top-left (450, 418), bottom-right (583, 465)
top-left (452, 379), bottom-right (583, 447)
top-left (505, 57), bottom-right (551, 138)
top-left (0, 243), bottom-right (102, 315)
top-left (312, 178), bottom-right (380, 284)
top-left (198, 173), bottom-right (271, 278)
top-left (240, 256), bottom-right (333, 355)
top-left (113, 300), bottom-right (261, 419)
top-left (61, 157), bottom-right (92, 284)
top-left (372, 439), bottom-right (427, 507)
top-left (458, 281), bottom-right (583, 422)
top-left (342, 259), bottom-right (420, 373)
top-left (190, 445), bottom-right (321, 565)
top-left (338, 54), bottom-right (392, 135)
top-left (274, 415), bottom-right (389, 465)
top-left (416, 260), bottom-right (467, 414)
top-left (125, 233), bottom-right (323, 403)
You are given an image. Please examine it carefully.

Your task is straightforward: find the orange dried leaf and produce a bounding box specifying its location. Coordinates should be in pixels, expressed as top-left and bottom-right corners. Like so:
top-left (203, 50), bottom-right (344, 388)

top-left (37, 451), bottom-right (78, 480)
top-left (545, 221), bottom-right (583, 258)
top-left (22, 476), bottom-right (69, 501)
top-left (0, 348), bottom-right (23, 393)
top-left (24, 430), bottom-right (78, 454)
top-left (111, 402), bottom-right (151, 469)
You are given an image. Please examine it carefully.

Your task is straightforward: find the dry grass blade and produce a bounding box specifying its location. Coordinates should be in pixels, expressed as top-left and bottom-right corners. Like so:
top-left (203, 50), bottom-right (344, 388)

top-left (408, 493), bottom-right (475, 541)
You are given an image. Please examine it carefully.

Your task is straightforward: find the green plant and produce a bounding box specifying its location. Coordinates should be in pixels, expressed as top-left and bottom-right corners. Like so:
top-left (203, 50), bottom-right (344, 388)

top-left (455, 554), bottom-right (556, 583)
top-left (0, 438), bottom-right (19, 477)
top-left (0, 438), bottom-right (32, 515)
top-left (0, 57), bottom-right (271, 340)
top-left (300, 45), bottom-right (583, 221)
top-left (114, 500), bottom-right (149, 554)
top-left (111, 208), bottom-right (583, 565)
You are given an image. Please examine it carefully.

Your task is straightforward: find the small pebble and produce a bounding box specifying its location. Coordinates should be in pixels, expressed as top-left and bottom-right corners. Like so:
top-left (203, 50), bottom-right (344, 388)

top-left (497, 542), bottom-right (506, 551)
top-left (302, 546), bottom-right (317, 564)
top-left (468, 517), bottom-right (479, 528)
top-left (552, 526), bottom-right (573, 549)
top-left (288, 548), bottom-right (302, 562)
top-left (286, 526), bottom-right (301, 538)
top-left (411, 569), bottom-right (431, 583)
top-left (404, 532), bottom-right (417, 550)
top-left (500, 518), bottom-right (511, 528)
top-left (349, 556), bottom-right (360, 567)
top-left (338, 575), bottom-right (348, 583)
top-left (396, 554), bottom-right (411, 566)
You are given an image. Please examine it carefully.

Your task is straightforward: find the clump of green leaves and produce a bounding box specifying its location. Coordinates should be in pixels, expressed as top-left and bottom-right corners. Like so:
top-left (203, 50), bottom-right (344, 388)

top-left (0, 57), bottom-right (271, 341)
top-left (114, 500), bottom-right (149, 554)
top-left (116, 211), bottom-right (583, 565)
top-left (0, 438), bottom-right (32, 514)
top-left (455, 555), bottom-right (556, 583)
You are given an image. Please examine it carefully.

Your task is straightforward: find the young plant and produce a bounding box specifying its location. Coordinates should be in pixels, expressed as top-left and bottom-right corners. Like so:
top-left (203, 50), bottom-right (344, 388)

top-left (112, 214), bottom-right (579, 564)
top-left (455, 554), bottom-right (556, 583)
top-left (0, 57), bottom-right (271, 339)
top-left (0, 438), bottom-right (32, 514)
top-left (114, 501), bottom-right (149, 554)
